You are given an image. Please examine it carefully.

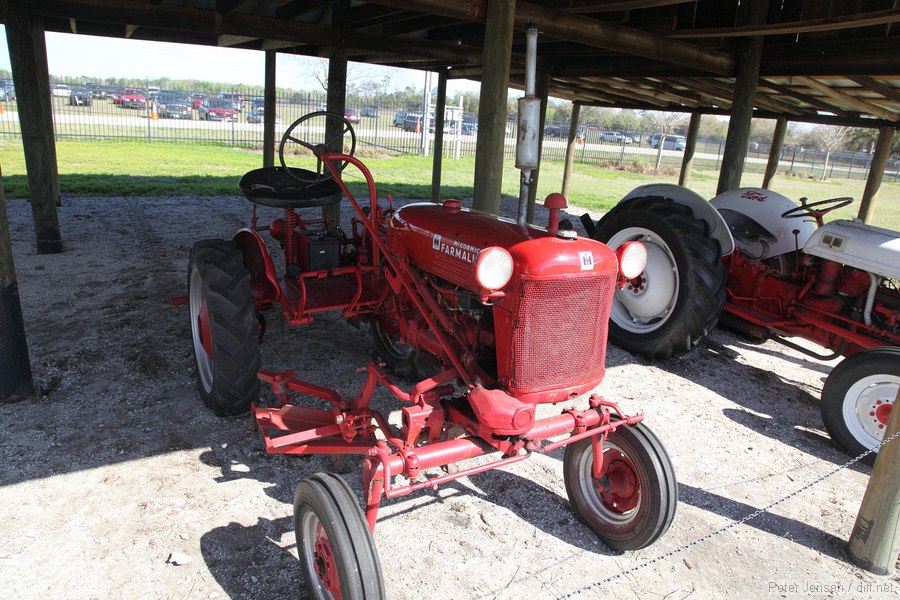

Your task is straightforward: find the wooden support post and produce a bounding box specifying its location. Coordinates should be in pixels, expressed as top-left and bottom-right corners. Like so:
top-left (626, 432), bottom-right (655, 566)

top-left (762, 116), bottom-right (787, 189)
top-left (561, 102), bottom-right (581, 198)
top-left (856, 126), bottom-right (896, 224)
top-left (678, 112), bottom-right (702, 187)
top-left (2, 2), bottom-right (62, 253)
top-left (325, 46), bottom-right (348, 234)
top-left (716, 0), bottom-right (766, 195)
top-left (431, 69), bottom-right (448, 203)
top-left (526, 70), bottom-right (550, 224)
top-left (0, 169), bottom-right (34, 401)
top-left (472, 0), bottom-right (515, 215)
top-left (263, 50), bottom-right (276, 169)
top-left (847, 386), bottom-right (900, 575)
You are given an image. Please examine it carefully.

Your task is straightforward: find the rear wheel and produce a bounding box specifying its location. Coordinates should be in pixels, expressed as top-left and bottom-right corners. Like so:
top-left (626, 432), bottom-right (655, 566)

top-left (188, 240), bottom-right (261, 416)
top-left (563, 421), bottom-right (677, 551)
top-left (294, 473), bottom-right (385, 600)
top-left (821, 347), bottom-right (900, 466)
top-left (594, 196), bottom-right (726, 359)
top-left (370, 317), bottom-right (440, 382)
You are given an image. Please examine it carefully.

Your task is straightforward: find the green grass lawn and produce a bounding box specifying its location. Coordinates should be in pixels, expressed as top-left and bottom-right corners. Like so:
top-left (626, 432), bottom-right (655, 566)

top-left (1, 139), bottom-right (898, 229)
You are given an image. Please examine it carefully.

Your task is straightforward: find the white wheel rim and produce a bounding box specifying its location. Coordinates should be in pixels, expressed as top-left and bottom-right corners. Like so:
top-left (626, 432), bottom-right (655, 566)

top-left (300, 510), bottom-right (337, 600)
top-left (841, 374), bottom-right (899, 449)
top-left (189, 268), bottom-right (214, 394)
top-left (606, 227), bottom-right (679, 334)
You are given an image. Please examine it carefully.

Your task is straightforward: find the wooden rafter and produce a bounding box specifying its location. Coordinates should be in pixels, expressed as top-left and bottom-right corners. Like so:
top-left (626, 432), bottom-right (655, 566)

top-left (672, 8), bottom-right (900, 39)
top-left (795, 76), bottom-right (897, 121)
top-left (849, 76), bottom-right (900, 105)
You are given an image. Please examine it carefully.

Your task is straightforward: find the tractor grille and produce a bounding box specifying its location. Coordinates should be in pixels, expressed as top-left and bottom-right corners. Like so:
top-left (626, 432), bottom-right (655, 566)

top-left (507, 273), bottom-right (616, 392)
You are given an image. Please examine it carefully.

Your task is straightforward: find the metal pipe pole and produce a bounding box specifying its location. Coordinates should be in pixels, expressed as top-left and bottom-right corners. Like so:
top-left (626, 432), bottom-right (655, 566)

top-left (516, 24), bottom-right (539, 225)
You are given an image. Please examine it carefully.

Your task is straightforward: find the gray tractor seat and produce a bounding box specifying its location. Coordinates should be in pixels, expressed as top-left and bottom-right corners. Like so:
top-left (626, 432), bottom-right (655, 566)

top-left (239, 167), bottom-right (342, 209)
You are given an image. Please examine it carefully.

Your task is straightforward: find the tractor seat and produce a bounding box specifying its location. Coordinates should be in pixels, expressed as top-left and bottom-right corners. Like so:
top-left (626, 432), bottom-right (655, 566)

top-left (239, 167), bottom-right (342, 209)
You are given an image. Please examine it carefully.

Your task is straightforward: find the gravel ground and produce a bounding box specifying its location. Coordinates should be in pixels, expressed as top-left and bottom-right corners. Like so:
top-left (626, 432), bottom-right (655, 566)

top-left (1, 191), bottom-right (898, 600)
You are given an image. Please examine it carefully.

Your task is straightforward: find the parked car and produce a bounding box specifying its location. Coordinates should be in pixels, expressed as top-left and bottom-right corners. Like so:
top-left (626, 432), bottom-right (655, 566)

top-left (191, 93), bottom-right (208, 110)
top-left (121, 88), bottom-right (147, 110)
top-left (68, 90), bottom-right (93, 106)
top-left (246, 106), bottom-right (282, 124)
top-left (83, 82), bottom-right (108, 99)
top-left (51, 84), bottom-right (70, 98)
top-left (402, 113), bottom-right (428, 132)
top-left (218, 92), bottom-right (243, 111)
top-left (599, 131), bottom-right (633, 144)
top-left (202, 99), bottom-right (237, 121)
top-left (649, 134), bottom-right (686, 151)
top-left (393, 111), bottom-right (408, 127)
top-left (157, 95), bottom-right (193, 119)
top-left (361, 106), bottom-right (379, 118)
top-left (343, 108), bottom-right (360, 124)
top-left (544, 124), bottom-right (585, 139)
top-left (462, 117), bottom-right (478, 135)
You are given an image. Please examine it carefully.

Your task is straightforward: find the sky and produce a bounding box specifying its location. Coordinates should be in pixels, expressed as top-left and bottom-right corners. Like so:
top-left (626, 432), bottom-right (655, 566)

top-left (0, 27), bottom-right (483, 95)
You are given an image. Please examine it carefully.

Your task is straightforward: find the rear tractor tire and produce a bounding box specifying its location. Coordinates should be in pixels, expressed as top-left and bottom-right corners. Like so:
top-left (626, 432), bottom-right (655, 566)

top-left (188, 239), bottom-right (261, 416)
top-left (370, 318), bottom-right (440, 382)
top-left (593, 196), bottom-right (727, 359)
top-left (821, 347), bottom-right (900, 467)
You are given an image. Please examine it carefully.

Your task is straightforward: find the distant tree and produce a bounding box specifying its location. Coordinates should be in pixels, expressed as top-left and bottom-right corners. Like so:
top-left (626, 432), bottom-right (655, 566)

top-left (812, 125), bottom-right (852, 180)
top-left (643, 110), bottom-right (688, 171)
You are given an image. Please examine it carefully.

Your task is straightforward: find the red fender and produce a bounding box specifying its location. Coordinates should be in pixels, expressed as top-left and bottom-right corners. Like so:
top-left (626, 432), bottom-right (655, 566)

top-left (234, 228), bottom-right (281, 305)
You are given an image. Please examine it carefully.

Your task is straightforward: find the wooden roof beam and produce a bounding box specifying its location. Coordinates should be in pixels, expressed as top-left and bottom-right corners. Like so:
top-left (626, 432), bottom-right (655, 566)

top-left (760, 79), bottom-right (857, 119)
top-left (795, 76), bottom-right (897, 121)
top-left (275, 0), bottom-right (334, 21)
top-left (25, 0), bottom-right (483, 64)
top-left (562, 1), bottom-right (698, 13)
top-left (364, 0), bottom-right (734, 75)
top-left (849, 76), bottom-right (900, 105)
top-left (672, 8), bottom-right (900, 39)
top-left (582, 76), bottom-right (700, 107)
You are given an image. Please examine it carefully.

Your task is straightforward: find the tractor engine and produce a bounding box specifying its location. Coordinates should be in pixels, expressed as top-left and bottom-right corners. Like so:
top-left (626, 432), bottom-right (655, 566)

top-left (385, 200), bottom-right (621, 406)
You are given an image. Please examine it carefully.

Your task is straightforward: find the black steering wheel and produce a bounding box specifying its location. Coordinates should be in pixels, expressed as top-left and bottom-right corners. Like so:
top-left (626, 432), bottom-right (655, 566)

top-left (278, 111), bottom-right (356, 182)
top-left (780, 196), bottom-right (853, 220)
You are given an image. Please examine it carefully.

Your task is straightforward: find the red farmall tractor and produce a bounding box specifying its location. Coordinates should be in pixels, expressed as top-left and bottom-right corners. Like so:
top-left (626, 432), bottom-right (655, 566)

top-left (188, 112), bottom-right (677, 597)
top-left (585, 185), bottom-right (900, 465)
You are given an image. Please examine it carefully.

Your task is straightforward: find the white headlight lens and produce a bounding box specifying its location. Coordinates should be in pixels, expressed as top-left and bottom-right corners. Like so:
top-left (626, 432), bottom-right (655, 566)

top-left (617, 241), bottom-right (648, 279)
top-left (475, 247), bottom-right (514, 291)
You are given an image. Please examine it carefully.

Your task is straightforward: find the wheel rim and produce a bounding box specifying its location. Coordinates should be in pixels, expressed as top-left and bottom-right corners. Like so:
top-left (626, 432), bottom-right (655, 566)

top-left (579, 440), bottom-right (642, 524)
top-left (841, 374), bottom-right (899, 449)
top-left (300, 511), bottom-right (342, 600)
top-left (189, 268), bottom-right (214, 394)
top-left (606, 227), bottom-right (679, 334)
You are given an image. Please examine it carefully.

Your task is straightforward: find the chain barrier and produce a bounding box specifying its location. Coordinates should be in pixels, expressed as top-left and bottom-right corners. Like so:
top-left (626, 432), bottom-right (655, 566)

top-left (558, 431), bottom-right (900, 600)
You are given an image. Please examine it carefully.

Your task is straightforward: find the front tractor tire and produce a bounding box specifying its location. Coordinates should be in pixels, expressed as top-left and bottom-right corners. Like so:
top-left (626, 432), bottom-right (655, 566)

top-left (594, 196), bottom-right (727, 359)
top-left (188, 240), bottom-right (261, 416)
top-left (294, 473), bottom-right (385, 600)
top-left (821, 347), bottom-right (900, 467)
top-left (563, 421), bottom-right (677, 551)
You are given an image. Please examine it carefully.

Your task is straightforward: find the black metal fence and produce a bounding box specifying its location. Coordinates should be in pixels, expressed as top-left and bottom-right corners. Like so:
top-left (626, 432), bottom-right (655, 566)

top-left (0, 84), bottom-right (896, 182)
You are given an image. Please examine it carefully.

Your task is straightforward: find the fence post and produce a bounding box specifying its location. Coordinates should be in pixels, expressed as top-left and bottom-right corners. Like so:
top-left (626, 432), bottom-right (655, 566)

top-left (847, 387), bottom-right (900, 574)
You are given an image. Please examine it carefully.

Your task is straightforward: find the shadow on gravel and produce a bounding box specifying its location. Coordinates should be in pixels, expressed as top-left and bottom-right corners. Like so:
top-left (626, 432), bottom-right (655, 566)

top-left (644, 334), bottom-right (867, 470)
top-left (200, 515), bottom-right (301, 600)
top-left (678, 483), bottom-right (848, 558)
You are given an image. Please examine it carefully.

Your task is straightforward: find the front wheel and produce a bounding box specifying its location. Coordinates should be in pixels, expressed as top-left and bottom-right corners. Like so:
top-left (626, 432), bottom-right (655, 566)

top-left (294, 473), bottom-right (385, 600)
top-left (594, 196), bottom-right (726, 359)
top-left (821, 347), bottom-right (900, 466)
top-left (563, 421), bottom-right (677, 551)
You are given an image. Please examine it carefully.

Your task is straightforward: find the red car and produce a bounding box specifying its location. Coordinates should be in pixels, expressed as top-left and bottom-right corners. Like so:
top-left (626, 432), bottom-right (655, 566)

top-left (121, 88), bottom-right (146, 110)
top-left (343, 108), bottom-right (360, 124)
top-left (203, 99), bottom-right (237, 121)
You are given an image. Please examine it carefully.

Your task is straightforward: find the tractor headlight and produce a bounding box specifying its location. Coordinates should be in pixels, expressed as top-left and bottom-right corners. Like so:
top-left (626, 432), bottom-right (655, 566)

top-left (475, 246), bottom-right (514, 291)
top-left (616, 241), bottom-right (648, 279)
